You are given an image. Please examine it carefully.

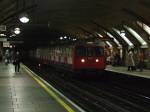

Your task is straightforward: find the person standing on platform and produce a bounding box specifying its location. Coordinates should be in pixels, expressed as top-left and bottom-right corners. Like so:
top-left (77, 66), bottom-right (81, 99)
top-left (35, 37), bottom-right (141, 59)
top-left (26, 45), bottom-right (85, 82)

top-left (14, 51), bottom-right (21, 73)
top-left (127, 49), bottom-right (135, 71)
top-left (138, 50), bottom-right (144, 72)
top-left (4, 49), bottom-right (10, 64)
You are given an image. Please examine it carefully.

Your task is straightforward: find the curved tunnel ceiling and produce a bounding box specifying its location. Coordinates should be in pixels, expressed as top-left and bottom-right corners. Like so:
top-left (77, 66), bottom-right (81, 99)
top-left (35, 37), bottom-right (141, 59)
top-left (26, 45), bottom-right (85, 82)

top-left (0, 0), bottom-right (150, 47)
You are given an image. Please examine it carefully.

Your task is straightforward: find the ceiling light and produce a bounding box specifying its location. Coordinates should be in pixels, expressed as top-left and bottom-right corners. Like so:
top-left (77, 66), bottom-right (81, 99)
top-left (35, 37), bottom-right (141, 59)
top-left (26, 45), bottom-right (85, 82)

top-left (73, 38), bottom-right (77, 41)
top-left (14, 28), bottom-right (21, 35)
top-left (97, 33), bottom-right (103, 38)
top-left (15, 28), bottom-right (20, 31)
top-left (19, 13), bottom-right (29, 23)
top-left (106, 41), bottom-right (112, 48)
top-left (64, 36), bottom-right (67, 39)
top-left (14, 30), bottom-right (21, 35)
top-left (137, 21), bottom-right (150, 36)
top-left (12, 34), bottom-right (16, 37)
top-left (105, 31), bottom-right (122, 48)
top-left (60, 37), bottom-right (63, 40)
top-left (0, 34), bottom-right (6, 37)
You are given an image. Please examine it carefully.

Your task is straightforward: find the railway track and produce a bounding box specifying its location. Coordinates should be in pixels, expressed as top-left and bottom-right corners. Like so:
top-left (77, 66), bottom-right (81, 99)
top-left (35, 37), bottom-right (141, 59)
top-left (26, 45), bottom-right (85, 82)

top-left (25, 63), bottom-right (150, 112)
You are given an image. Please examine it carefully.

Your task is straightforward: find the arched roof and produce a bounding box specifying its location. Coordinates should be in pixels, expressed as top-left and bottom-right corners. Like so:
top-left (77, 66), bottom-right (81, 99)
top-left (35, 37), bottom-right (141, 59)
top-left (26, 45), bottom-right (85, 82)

top-left (0, 0), bottom-right (150, 48)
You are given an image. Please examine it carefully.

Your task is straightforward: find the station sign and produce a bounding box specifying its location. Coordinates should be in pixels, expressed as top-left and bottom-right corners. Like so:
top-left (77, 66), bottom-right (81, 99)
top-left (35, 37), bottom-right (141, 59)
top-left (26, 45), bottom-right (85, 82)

top-left (0, 25), bottom-right (6, 31)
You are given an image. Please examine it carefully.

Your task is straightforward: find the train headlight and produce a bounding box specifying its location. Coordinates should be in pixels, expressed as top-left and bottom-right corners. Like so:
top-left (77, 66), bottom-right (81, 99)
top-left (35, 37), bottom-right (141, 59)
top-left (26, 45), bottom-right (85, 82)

top-left (96, 59), bottom-right (99, 63)
top-left (81, 59), bottom-right (85, 63)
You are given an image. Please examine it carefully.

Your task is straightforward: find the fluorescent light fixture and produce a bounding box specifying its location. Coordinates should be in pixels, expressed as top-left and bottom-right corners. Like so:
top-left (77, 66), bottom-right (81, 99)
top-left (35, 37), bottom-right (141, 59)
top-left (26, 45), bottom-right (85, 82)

top-left (105, 31), bottom-right (122, 48)
top-left (137, 21), bottom-right (150, 35)
top-left (124, 25), bottom-right (148, 47)
top-left (97, 33), bottom-right (103, 38)
top-left (19, 13), bottom-right (29, 23)
top-left (106, 41), bottom-right (112, 48)
top-left (113, 28), bottom-right (134, 47)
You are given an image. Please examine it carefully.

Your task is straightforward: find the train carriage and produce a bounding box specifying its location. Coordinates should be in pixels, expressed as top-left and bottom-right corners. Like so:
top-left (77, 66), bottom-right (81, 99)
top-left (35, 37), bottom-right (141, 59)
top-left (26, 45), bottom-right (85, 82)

top-left (30, 44), bottom-right (106, 73)
top-left (73, 45), bottom-right (106, 71)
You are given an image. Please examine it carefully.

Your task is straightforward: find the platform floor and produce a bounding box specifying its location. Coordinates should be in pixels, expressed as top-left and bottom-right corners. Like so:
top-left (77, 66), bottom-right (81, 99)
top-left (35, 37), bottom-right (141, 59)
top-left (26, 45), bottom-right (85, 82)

top-left (0, 62), bottom-right (83, 112)
top-left (106, 65), bottom-right (150, 79)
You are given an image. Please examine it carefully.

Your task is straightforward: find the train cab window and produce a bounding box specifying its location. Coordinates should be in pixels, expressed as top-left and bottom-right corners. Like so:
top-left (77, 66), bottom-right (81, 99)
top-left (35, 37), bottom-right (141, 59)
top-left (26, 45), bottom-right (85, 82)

top-left (94, 47), bottom-right (104, 55)
top-left (76, 46), bottom-right (103, 57)
top-left (76, 46), bottom-right (86, 56)
top-left (87, 47), bottom-right (103, 57)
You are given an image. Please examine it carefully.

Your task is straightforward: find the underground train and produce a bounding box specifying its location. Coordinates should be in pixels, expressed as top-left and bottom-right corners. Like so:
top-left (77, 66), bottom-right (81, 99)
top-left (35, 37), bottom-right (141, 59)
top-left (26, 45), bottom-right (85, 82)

top-left (29, 44), bottom-right (106, 73)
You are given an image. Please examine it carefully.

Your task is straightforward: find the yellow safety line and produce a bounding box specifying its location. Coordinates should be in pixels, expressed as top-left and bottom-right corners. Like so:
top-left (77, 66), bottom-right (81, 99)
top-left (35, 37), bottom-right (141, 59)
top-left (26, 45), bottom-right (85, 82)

top-left (22, 65), bottom-right (75, 112)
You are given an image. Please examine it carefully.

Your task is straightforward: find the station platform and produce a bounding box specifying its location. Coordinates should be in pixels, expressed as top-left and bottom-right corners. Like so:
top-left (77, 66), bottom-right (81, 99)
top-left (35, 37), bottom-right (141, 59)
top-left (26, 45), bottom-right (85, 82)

top-left (0, 62), bottom-right (84, 112)
top-left (106, 65), bottom-right (150, 79)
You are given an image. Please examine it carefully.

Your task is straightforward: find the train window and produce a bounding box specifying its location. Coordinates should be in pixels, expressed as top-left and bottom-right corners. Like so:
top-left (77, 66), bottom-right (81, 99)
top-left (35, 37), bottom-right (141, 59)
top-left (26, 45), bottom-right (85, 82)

top-left (87, 47), bottom-right (103, 57)
top-left (76, 46), bottom-right (103, 57)
top-left (94, 47), bottom-right (104, 55)
top-left (76, 46), bottom-right (86, 56)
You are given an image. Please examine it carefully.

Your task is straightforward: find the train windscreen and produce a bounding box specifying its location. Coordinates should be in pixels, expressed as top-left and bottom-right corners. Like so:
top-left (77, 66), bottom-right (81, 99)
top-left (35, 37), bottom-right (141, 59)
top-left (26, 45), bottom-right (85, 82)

top-left (76, 46), bottom-right (103, 57)
top-left (76, 46), bottom-right (86, 56)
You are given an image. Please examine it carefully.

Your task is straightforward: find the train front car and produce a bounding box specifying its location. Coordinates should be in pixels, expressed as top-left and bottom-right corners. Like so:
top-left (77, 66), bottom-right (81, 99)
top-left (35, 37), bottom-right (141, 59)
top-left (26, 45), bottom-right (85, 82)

top-left (73, 45), bottom-right (106, 72)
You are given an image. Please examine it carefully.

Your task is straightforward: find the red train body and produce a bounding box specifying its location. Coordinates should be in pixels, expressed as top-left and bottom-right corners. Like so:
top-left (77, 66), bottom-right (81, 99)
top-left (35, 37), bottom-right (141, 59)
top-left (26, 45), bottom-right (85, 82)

top-left (30, 44), bottom-right (106, 72)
